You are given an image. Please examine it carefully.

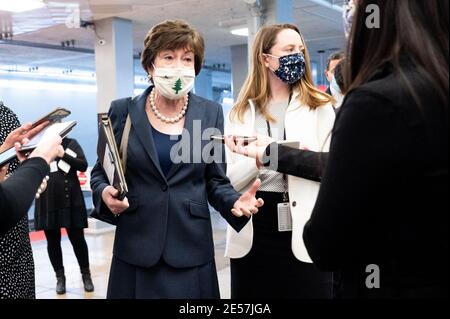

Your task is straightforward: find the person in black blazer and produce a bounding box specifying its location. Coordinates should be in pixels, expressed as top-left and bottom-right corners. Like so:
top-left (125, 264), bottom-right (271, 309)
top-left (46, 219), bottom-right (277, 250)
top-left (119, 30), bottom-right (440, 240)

top-left (90, 20), bottom-right (263, 299)
top-left (1, 126), bottom-right (63, 299)
top-left (225, 0), bottom-right (449, 299)
top-left (35, 137), bottom-right (94, 295)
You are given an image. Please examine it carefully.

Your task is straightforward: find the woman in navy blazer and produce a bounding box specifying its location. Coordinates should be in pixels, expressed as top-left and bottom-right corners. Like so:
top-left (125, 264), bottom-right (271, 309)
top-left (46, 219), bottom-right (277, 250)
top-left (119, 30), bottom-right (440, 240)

top-left (90, 20), bottom-right (263, 299)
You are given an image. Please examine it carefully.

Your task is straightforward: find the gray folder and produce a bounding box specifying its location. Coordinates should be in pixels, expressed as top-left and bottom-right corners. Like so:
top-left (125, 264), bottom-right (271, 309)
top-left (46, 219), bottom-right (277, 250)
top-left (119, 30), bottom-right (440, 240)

top-left (97, 115), bottom-right (128, 201)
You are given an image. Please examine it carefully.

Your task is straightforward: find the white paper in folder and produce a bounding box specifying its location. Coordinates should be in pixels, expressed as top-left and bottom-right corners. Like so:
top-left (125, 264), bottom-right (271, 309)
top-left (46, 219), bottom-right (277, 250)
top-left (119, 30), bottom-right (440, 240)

top-left (102, 143), bottom-right (115, 186)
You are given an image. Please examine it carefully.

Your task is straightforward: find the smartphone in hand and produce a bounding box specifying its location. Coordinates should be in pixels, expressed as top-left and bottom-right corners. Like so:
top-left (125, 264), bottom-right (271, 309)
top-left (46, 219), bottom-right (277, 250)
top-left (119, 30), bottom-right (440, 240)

top-left (31, 108), bottom-right (71, 129)
top-left (211, 135), bottom-right (257, 146)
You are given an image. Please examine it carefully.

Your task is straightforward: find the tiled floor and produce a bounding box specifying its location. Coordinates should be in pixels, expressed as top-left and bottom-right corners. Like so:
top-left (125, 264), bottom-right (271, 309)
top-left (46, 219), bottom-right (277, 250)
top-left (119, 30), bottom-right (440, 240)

top-left (32, 211), bottom-right (232, 299)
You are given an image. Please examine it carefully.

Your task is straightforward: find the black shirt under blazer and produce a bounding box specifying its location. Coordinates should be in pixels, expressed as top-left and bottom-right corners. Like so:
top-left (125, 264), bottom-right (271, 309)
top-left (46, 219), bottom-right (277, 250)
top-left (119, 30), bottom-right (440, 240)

top-left (91, 86), bottom-right (247, 269)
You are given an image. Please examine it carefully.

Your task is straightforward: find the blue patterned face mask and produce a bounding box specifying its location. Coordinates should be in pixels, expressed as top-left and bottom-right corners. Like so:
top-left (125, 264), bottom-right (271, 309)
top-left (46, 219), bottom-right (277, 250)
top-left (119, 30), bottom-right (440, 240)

top-left (266, 52), bottom-right (306, 84)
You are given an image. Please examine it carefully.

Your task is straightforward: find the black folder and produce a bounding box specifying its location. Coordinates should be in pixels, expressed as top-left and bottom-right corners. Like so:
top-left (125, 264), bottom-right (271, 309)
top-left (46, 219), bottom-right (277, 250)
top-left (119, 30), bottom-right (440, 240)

top-left (97, 115), bottom-right (128, 200)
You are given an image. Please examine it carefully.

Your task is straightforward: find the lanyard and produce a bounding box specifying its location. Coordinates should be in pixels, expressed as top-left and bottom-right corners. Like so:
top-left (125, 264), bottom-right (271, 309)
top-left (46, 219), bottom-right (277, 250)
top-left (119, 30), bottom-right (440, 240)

top-left (265, 120), bottom-right (289, 202)
top-left (265, 93), bottom-right (292, 202)
top-left (265, 91), bottom-right (292, 139)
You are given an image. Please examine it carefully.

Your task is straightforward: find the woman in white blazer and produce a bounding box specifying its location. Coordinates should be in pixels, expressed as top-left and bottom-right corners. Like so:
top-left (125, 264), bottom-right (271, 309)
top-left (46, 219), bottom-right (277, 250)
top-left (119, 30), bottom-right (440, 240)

top-left (224, 24), bottom-right (335, 299)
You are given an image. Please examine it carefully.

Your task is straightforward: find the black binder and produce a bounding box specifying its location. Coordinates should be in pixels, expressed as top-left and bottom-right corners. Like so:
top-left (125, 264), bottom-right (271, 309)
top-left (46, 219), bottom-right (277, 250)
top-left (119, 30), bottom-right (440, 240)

top-left (97, 115), bottom-right (128, 200)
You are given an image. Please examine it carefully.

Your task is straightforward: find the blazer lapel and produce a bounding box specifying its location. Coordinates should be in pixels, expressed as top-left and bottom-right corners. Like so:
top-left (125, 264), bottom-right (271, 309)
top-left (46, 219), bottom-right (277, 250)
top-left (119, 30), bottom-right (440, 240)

top-left (165, 93), bottom-right (205, 180)
top-left (128, 86), bottom-right (166, 182)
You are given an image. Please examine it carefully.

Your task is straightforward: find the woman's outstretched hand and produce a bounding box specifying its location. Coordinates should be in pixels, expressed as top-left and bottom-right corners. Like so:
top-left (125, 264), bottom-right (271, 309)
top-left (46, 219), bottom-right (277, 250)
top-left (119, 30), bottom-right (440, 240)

top-left (231, 178), bottom-right (264, 218)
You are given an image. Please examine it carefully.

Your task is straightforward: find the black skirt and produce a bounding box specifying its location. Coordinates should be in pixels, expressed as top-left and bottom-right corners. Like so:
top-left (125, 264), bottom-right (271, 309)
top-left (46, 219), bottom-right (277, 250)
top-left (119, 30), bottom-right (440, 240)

top-left (230, 191), bottom-right (333, 299)
top-left (107, 256), bottom-right (220, 299)
top-left (34, 207), bottom-right (87, 230)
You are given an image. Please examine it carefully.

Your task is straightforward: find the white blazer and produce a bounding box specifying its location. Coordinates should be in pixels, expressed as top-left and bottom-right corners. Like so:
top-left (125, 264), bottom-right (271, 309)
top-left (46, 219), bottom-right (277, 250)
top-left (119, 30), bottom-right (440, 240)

top-left (224, 90), bottom-right (336, 262)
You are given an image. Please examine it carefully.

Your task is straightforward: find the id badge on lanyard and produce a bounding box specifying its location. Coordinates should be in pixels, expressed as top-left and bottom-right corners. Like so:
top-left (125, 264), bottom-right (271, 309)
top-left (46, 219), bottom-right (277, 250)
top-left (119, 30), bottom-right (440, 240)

top-left (277, 202), bottom-right (292, 232)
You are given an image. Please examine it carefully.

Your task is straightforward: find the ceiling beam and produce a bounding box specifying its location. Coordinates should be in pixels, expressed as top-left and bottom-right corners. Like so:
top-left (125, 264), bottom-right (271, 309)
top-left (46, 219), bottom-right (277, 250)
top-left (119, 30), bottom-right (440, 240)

top-left (0, 39), bottom-right (140, 59)
top-left (0, 39), bottom-right (93, 54)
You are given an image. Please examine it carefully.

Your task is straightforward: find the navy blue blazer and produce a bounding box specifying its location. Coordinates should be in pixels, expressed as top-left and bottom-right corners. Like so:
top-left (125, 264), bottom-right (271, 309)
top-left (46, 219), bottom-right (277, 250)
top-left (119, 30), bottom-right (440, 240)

top-left (91, 86), bottom-right (248, 268)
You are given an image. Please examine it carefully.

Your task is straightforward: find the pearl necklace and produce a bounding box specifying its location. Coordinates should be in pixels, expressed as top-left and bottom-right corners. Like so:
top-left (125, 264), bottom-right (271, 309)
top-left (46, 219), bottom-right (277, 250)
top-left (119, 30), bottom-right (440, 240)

top-left (149, 90), bottom-right (188, 124)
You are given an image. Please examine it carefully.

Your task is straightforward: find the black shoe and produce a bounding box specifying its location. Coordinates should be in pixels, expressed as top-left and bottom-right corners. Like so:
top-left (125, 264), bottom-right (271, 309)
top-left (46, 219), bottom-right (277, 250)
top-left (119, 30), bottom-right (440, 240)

top-left (81, 268), bottom-right (94, 292)
top-left (55, 269), bottom-right (66, 295)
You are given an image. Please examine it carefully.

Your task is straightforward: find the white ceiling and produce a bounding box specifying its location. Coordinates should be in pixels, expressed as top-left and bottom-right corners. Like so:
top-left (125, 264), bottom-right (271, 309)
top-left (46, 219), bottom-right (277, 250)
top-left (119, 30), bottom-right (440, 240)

top-left (0, 0), bottom-right (346, 74)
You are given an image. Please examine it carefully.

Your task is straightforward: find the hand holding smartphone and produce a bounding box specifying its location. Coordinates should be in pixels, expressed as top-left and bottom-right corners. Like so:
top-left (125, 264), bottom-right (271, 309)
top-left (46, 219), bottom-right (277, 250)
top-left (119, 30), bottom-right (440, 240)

top-left (0, 108), bottom-right (73, 166)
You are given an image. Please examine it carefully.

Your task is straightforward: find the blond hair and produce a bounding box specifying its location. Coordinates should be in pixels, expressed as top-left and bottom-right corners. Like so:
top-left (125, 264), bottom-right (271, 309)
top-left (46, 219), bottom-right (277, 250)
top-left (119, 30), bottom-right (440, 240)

top-left (231, 24), bottom-right (333, 122)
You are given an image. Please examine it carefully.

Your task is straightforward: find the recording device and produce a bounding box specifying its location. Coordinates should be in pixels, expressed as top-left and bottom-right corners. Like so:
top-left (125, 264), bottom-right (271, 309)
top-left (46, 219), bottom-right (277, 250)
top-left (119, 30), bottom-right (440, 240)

top-left (210, 135), bottom-right (257, 146)
top-left (31, 107), bottom-right (71, 128)
top-left (0, 108), bottom-right (74, 167)
top-left (19, 121), bottom-right (77, 152)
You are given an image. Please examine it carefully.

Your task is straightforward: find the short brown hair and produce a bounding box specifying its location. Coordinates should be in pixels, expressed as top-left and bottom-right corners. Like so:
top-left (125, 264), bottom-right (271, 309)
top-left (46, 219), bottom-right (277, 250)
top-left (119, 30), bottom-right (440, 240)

top-left (141, 20), bottom-right (205, 76)
top-left (326, 50), bottom-right (344, 71)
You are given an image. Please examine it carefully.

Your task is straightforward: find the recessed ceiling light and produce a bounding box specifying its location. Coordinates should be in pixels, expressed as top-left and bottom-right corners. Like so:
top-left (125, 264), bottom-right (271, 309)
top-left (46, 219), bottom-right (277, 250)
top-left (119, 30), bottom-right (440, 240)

top-left (0, 0), bottom-right (45, 13)
top-left (230, 27), bottom-right (249, 37)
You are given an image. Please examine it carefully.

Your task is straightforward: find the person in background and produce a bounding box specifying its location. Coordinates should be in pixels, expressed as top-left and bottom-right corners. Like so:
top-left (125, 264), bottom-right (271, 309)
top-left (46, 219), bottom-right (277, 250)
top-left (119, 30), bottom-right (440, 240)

top-left (1, 101), bottom-right (46, 299)
top-left (224, 23), bottom-right (335, 299)
top-left (1, 123), bottom-right (63, 299)
top-left (34, 137), bottom-right (94, 295)
top-left (90, 20), bottom-right (263, 299)
top-left (330, 59), bottom-right (346, 110)
top-left (0, 101), bottom-right (21, 175)
top-left (324, 51), bottom-right (344, 96)
top-left (228, 0), bottom-right (449, 299)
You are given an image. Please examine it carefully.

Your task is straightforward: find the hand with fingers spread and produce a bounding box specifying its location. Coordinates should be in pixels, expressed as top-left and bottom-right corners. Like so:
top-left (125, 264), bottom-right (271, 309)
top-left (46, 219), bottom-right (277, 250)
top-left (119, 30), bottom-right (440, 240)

top-left (101, 186), bottom-right (130, 215)
top-left (225, 134), bottom-right (275, 168)
top-left (231, 178), bottom-right (265, 218)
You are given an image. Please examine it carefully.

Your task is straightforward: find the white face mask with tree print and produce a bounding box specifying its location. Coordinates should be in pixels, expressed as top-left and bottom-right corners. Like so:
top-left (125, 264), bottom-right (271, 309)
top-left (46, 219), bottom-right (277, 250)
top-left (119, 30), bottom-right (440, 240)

top-left (151, 65), bottom-right (195, 100)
